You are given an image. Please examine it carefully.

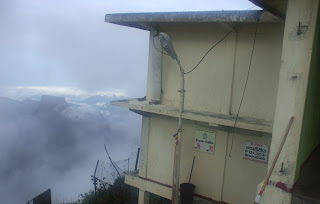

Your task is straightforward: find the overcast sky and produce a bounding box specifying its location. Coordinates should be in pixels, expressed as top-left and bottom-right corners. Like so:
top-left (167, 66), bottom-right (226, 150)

top-left (0, 0), bottom-right (258, 203)
top-left (0, 0), bottom-right (256, 99)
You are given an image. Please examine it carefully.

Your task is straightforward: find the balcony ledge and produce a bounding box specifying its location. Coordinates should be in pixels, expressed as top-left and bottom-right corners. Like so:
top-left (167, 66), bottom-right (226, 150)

top-left (111, 98), bottom-right (273, 133)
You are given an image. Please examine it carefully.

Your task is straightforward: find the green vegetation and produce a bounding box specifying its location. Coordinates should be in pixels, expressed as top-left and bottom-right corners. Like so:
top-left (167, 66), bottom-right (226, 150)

top-left (62, 176), bottom-right (138, 204)
top-left (64, 176), bottom-right (170, 204)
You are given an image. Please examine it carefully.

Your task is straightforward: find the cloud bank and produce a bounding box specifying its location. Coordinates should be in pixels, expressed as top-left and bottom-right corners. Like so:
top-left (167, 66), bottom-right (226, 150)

top-left (0, 94), bottom-right (141, 203)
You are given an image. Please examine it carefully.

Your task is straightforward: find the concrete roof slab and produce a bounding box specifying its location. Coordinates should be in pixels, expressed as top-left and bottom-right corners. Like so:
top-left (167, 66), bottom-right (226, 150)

top-left (105, 10), bottom-right (282, 31)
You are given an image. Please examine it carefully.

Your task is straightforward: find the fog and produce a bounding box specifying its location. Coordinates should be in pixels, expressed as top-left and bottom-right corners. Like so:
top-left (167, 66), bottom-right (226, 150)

top-left (0, 93), bottom-right (142, 203)
top-left (0, 0), bottom-right (256, 203)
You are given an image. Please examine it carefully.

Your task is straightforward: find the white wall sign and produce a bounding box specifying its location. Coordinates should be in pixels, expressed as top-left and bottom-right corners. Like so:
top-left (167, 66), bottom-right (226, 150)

top-left (243, 142), bottom-right (269, 164)
top-left (194, 128), bottom-right (215, 154)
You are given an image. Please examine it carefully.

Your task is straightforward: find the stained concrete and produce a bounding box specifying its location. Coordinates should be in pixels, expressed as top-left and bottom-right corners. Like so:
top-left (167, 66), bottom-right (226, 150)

top-left (105, 11), bottom-right (282, 31)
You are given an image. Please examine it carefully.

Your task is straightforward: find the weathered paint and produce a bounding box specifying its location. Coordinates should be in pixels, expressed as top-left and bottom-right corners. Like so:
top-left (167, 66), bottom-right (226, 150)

top-left (258, 0), bottom-right (320, 203)
top-left (268, 180), bottom-right (294, 193)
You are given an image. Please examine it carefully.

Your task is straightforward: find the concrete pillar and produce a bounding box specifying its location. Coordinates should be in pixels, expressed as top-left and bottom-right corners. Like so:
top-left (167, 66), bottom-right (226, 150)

top-left (139, 116), bottom-right (150, 178)
top-left (259, 0), bottom-right (319, 203)
top-left (138, 117), bottom-right (150, 204)
top-left (138, 190), bottom-right (150, 204)
top-left (146, 30), bottom-right (162, 103)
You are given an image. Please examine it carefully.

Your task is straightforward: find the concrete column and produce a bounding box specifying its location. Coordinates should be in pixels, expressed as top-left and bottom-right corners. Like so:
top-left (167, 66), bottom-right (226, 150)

top-left (259, 0), bottom-right (319, 203)
top-left (138, 117), bottom-right (150, 204)
top-left (138, 190), bottom-right (150, 204)
top-left (139, 116), bottom-right (150, 178)
top-left (146, 30), bottom-right (162, 103)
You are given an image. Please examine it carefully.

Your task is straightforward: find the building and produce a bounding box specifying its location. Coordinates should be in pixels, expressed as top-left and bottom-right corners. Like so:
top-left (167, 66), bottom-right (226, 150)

top-left (105, 0), bottom-right (320, 203)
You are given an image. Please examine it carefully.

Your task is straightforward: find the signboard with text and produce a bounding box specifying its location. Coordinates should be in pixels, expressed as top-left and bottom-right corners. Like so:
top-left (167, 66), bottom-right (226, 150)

top-left (194, 128), bottom-right (215, 154)
top-left (243, 142), bottom-right (268, 164)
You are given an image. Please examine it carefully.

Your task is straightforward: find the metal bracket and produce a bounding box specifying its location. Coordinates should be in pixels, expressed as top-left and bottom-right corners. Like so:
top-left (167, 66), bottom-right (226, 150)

top-left (297, 22), bottom-right (308, 35)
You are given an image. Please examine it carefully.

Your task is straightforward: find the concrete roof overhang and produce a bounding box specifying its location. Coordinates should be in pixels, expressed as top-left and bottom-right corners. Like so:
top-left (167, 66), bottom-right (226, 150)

top-left (249, 0), bottom-right (288, 19)
top-left (105, 10), bottom-right (282, 31)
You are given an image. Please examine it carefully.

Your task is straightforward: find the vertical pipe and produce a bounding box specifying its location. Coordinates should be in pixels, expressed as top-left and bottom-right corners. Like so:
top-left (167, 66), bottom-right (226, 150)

top-left (147, 30), bottom-right (162, 103)
top-left (172, 62), bottom-right (185, 204)
top-left (228, 32), bottom-right (238, 115)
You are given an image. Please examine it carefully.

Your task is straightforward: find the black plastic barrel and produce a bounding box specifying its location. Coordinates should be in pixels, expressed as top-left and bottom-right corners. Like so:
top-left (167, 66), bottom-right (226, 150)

top-left (180, 183), bottom-right (195, 204)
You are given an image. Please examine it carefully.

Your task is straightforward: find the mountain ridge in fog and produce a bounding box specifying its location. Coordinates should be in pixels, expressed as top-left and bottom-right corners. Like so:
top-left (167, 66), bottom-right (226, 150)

top-left (0, 94), bottom-right (141, 203)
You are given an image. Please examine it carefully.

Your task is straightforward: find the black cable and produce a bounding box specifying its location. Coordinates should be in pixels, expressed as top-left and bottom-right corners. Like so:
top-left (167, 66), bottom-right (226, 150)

top-left (182, 11), bottom-right (262, 75)
top-left (152, 11), bottom-right (262, 75)
top-left (182, 31), bottom-right (232, 75)
top-left (189, 156), bottom-right (195, 183)
top-left (229, 15), bottom-right (260, 157)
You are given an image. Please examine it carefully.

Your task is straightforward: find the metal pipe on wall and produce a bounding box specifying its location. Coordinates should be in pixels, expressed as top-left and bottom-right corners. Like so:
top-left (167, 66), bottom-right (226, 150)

top-left (172, 61), bottom-right (185, 203)
top-left (147, 30), bottom-right (162, 103)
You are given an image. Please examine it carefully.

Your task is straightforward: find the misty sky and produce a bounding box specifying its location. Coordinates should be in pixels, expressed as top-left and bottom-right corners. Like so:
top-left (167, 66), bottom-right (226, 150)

top-left (0, 0), bottom-right (257, 203)
top-left (0, 0), bottom-right (256, 98)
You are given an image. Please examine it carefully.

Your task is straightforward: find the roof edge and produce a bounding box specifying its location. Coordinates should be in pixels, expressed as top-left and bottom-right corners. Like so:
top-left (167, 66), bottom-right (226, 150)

top-left (105, 10), bottom-right (282, 30)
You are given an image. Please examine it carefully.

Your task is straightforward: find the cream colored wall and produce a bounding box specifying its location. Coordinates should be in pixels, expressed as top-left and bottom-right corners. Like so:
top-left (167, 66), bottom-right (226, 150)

top-left (143, 21), bottom-right (284, 203)
top-left (231, 24), bottom-right (283, 121)
top-left (222, 131), bottom-right (271, 203)
top-left (161, 24), bottom-right (234, 114)
top-left (160, 23), bottom-right (284, 122)
top-left (146, 116), bottom-right (176, 185)
top-left (146, 115), bottom-right (271, 203)
top-left (179, 121), bottom-right (228, 200)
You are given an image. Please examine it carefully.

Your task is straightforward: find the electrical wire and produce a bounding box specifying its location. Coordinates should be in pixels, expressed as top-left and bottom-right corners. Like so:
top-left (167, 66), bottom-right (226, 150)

top-left (181, 11), bottom-right (262, 75)
top-left (182, 31), bottom-right (232, 75)
top-left (152, 11), bottom-right (262, 75)
top-left (228, 15), bottom-right (260, 157)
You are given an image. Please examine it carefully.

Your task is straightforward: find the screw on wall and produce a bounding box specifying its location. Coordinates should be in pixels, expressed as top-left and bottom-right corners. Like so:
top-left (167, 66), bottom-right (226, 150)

top-left (291, 75), bottom-right (298, 80)
top-left (297, 22), bottom-right (308, 35)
